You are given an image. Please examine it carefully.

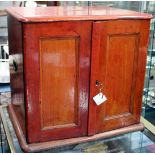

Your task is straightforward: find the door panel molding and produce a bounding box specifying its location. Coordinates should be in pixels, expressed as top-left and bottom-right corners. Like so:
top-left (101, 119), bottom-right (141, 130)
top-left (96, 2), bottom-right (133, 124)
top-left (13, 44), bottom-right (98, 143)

top-left (103, 33), bottom-right (140, 120)
top-left (40, 36), bottom-right (80, 130)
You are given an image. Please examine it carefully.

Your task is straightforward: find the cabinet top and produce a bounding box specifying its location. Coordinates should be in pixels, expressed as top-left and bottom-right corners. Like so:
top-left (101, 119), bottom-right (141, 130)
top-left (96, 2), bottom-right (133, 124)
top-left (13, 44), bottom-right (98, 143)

top-left (6, 6), bottom-right (152, 23)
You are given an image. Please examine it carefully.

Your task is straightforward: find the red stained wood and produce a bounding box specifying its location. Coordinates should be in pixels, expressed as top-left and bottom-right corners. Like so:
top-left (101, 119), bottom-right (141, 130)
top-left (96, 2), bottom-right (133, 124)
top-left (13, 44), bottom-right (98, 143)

top-left (40, 37), bottom-right (79, 129)
top-left (7, 15), bottom-right (26, 136)
top-left (23, 21), bottom-right (92, 143)
top-left (8, 103), bottom-right (144, 152)
top-left (7, 15), bottom-right (23, 53)
top-left (88, 19), bottom-right (150, 135)
top-left (7, 6), bottom-right (151, 146)
top-left (6, 6), bottom-right (152, 23)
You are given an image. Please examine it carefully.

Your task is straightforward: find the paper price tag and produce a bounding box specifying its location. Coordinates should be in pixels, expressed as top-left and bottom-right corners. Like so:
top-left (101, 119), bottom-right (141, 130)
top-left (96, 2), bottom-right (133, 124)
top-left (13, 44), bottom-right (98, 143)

top-left (93, 93), bottom-right (107, 106)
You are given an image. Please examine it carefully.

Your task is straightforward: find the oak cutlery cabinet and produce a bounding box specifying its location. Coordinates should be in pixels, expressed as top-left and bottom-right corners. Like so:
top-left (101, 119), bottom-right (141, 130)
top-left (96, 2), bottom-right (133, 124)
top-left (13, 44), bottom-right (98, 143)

top-left (6, 6), bottom-right (152, 152)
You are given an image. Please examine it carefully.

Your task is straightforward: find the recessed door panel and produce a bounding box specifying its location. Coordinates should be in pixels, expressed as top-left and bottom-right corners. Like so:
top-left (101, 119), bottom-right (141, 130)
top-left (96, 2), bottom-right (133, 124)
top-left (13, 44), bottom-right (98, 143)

top-left (103, 34), bottom-right (138, 119)
top-left (40, 37), bottom-right (79, 129)
top-left (88, 20), bottom-right (150, 135)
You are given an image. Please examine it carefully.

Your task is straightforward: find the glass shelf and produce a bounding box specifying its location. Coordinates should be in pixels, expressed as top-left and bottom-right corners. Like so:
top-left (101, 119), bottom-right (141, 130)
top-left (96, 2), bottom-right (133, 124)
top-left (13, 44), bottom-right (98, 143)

top-left (142, 17), bottom-right (155, 126)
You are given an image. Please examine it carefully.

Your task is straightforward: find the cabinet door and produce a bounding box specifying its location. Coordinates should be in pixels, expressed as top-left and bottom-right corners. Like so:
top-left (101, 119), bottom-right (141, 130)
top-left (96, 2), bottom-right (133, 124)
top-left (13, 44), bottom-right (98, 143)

top-left (88, 20), bottom-right (150, 135)
top-left (23, 21), bottom-right (92, 143)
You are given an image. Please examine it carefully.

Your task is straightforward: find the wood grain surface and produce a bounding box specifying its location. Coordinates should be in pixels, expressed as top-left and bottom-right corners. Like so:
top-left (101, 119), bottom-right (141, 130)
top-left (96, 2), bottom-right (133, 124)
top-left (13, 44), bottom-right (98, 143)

top-left (7, 6), bottom-right (151, 146)
top-left (88, 19), bottom-right (150, 135)
top-left (6, 6), bottom-right (152, 23)
top-left (23, 21), bottom-right (92, 143)
top-left (7, 15), bottom-right (26, 136)
top-left (40, 37), bottom-right (79, 129)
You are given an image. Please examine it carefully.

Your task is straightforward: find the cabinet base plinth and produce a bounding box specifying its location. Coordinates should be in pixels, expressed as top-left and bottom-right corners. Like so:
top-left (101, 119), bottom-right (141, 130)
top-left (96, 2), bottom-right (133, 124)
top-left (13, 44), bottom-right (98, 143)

top-left (8, 104), bottom-right (144, 152)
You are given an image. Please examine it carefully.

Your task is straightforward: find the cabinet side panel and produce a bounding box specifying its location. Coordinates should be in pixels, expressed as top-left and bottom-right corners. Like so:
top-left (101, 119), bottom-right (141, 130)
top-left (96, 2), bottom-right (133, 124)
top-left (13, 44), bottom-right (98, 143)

top-left (40, 37), bottom-right (79, 129)
top-left (7, 15), bottom-right (23, 53)
top-left (7, 15), bottom-right (26, 135)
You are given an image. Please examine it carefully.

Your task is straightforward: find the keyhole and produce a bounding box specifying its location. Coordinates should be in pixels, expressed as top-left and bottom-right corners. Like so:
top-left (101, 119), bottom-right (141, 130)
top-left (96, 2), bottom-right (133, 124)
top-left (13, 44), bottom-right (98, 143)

top-left (96, 80), bottom-right (100, 86)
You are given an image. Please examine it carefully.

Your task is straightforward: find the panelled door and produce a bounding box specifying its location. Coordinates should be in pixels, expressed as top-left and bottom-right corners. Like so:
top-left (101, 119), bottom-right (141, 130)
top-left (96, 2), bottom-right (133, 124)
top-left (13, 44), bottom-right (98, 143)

top-left (24, 21), bottom-right (92, 143)
top-left (88, 20), bottom-right (150, 135)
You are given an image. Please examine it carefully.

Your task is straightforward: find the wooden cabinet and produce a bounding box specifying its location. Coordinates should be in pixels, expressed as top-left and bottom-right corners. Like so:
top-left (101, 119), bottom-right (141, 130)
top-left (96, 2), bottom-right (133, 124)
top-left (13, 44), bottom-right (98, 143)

top-left (7, 6), bottom-right (152, 152)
